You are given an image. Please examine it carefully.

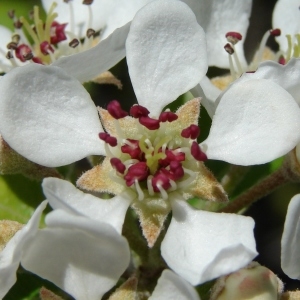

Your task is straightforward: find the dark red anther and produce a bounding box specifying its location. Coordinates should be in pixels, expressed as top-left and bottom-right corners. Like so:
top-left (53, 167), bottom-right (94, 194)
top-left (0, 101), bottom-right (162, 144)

top-left (15, 44), bottom-right (32, 62)
top-left (32, 57), bottom-right (43, 64)
top-left (121, 139), bottom-right (142, 159)
top-left (14, 19), bottom-right (23, 29)
top-left (107, 100), bottom-right (128, 119)
top-left (270, 28), bottom-right (281, 37)
top-left (159, 149), bottom-right (185, 167)
top-left (86, 28), bottom-right (96, 38)
top-left (169, 161), bottom-right (184, 180)
top-left (130, 104), bottom-right (149, 118)
top-left (139, 116), bottom-right (160, 130)
top-left (181, 124), bottom-right (200, 139)
top-left (110, 157), bottom-right (126, 174)
top-left (191, 141), bottom-right (207, 161)
top-left (224, 43), bottom-right (234, 55)
top-left (225, 32), bottom-right (242, 45)
top-left (278, 55), bottom-right (286, 65)
top-left (152, 172), bottom-right (171, 192)
top-left (99, 132), bottom-right (117, 147)
top-left (69, 38), bottom-right (80, 48)
top-left (7, 42), bottom-right (18, 50)
top-left (40, 41), bottom-right (54, 55)
top-left (50, 21), bottom-right (67, 44)
top-left (124, 162), bottom-right (149, 186)
top-left (159, 111), bottom-right (178, 122)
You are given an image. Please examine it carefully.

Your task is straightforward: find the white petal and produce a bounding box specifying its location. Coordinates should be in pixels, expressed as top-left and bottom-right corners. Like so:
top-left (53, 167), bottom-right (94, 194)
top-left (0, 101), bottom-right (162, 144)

top-left (42, 0), bottom-right (110, 37)
top-left (191, 77), bottom-right (221, 118)
top-left (42, 177), bottom-right (131, 234)
top-left (22, 210), bottom-right (130, 300)
top-left (201, 79), bottom-right (300, 165)
top-left (53, 22), bottom-right (130, 83)
top-left (0, 64), bottom-right (104, 167)
top-left (101, 0), bottom-right (153, 39)
top-left (236, 58), bottom-right (300, 106)
top-left (281, 194), bottom-right (300, 279)
top-left (0, 201), bottom-right (47, 298)
top-left (272, 0), bottom-right (300, 52)
top-left (126, 0), bottom-right (207, 117)
top-left (149, 270), bottom-right (200, 300)
top-left (161, 200), bottom-right (257, 286)
top-left (183, 0), bottom-right (252, 68)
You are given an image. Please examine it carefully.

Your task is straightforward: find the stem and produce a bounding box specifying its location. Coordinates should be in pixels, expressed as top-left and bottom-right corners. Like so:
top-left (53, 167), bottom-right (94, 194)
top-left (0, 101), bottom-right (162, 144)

top-left (219, 163), bottom-right (289, 213)
top-left (221, 165), bottom-right (250, 195)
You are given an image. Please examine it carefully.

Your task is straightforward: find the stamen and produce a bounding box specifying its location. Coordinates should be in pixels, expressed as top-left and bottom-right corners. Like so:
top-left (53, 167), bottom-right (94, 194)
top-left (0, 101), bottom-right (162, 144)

top-left (33, 6), bottom-right (44, 42)
top-left (12, 34), bottom-right (20, 44)
top-left (19, 17), bottom-right (40, 47)
top-left (40, 41), bottom-right (54, 55)
top-left (121, 139), bottom-right (142, 159)
top-left (130, 104), bottom-right (149, 118)
top-left (224, 43), bottom-right (238, 79)
top-left (69, 38), bottom-right (80, 48)
top-left (110, 157), bottom-right (126, 174)
top-left (107, 100), bottom-right (128, 119)
top-left (251, 29), bottom-right (278, 69)
top-left (181, 124), bottom-right (200, 139)
top-left (86, 28), bottom-right (96, 38)
top-left (191, 141), bottom-right (207, 161)
top-left (168, 179), bottom-right (177, 191)
top-left (147, 176), bottom-right (154, 196)
top-left (7, 42), bottom-right (18, 50)
top-left (156, 182), bottom-right (168, 200)
top-left (14, 19), bottom-right (23, 29)
top-left (23, 52), bottom-right (34, 61)
top-left (134, 179), bottom-right (144, 201)
top-left (6, 51), bottom-right (13, 59)
top-left (270, 28), bottom-right (281, 37)
top-left (99, 132), bottom-right (117, 147)
top-left (177, 167), bottom-right (196, 189)
top-left (124, 162), bottom-right (149, 186)
top-left (225, 32), bottom-right (242, 45)
top-left (139, 116), bottom-right (160, 130)
top-left (159, 111), bottom-right (178, 122)
top-left (286, 34), bottom-right (293, 62)
top-left (15, 44), bottom-right (32, 62)
top-left (83, 0), bottom-right (94, 4)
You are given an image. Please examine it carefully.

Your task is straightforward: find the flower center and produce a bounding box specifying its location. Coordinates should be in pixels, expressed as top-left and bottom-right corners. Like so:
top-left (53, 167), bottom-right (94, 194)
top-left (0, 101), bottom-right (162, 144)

top-left (1, 1), bottom-right (98, 71)
top-left (100, 101), bottom-right (207, 201)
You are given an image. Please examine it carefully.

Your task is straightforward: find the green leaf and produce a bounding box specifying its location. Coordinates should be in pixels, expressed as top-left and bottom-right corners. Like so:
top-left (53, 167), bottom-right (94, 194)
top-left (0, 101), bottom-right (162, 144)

top-left (0, 174), bottom-right (45, 223)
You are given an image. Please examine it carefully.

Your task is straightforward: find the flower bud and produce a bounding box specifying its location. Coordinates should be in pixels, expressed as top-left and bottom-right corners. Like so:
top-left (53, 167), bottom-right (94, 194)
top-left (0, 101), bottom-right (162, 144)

top-left (210, 262), bottom-right (283, 300)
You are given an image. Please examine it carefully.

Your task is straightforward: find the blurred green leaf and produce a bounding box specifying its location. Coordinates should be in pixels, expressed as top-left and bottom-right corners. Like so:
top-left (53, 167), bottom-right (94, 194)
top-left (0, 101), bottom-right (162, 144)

top-left (0, 1), bottom-right (41, 29)
top-left (0, 174), bottom-right (44, 223)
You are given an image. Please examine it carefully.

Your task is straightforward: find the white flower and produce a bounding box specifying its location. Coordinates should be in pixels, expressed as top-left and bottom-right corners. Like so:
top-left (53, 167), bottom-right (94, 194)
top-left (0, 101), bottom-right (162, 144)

top-left (0, 0), bottom-right (299, 286)
top-left (0, 201), bottom-right (130, 300)
top-left (42, 175), bottom-right (257, 287)
top-left (281, 194), bottom-right (300, 280)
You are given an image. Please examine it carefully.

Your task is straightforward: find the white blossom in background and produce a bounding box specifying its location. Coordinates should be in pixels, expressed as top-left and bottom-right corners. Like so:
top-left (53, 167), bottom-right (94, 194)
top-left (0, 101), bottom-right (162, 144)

top-left (272, 0), bottom-right (300, 54)
top-left (0, 201), bottom-right (130, 300)
top-left (281, 194), bottom-right (300, 280)
top-left (0, 0), bottom-right (131, 75)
